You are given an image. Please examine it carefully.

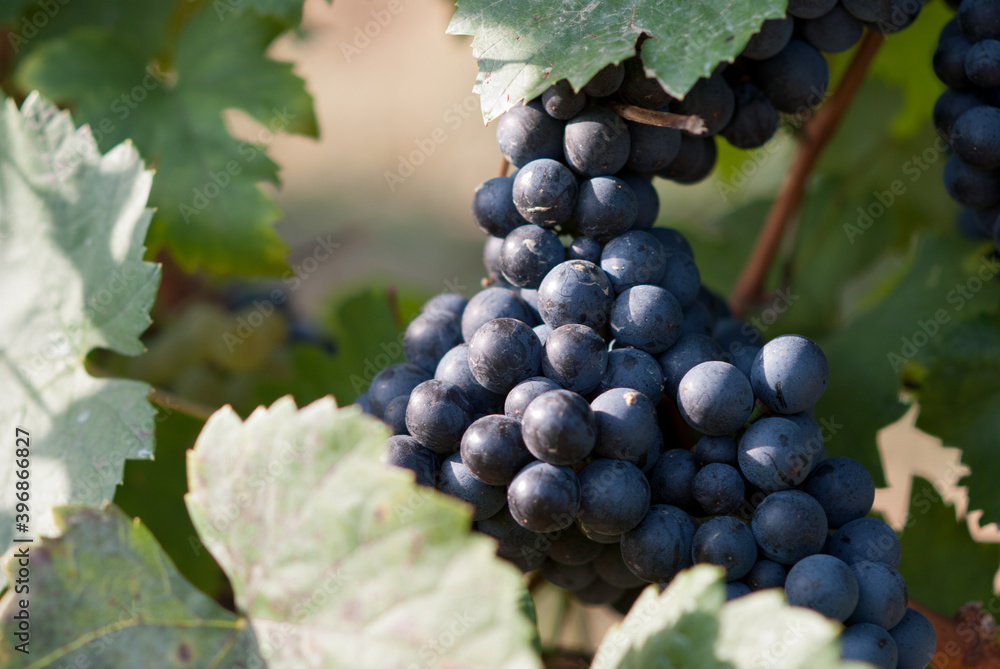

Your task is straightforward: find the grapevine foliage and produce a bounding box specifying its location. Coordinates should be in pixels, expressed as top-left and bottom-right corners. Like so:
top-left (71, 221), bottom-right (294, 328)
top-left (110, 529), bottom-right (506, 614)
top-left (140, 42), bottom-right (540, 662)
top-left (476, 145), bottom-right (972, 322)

top-left (6, 0), bottom-right (321, 276)
top-left (447, 0), bottom-right (787, 121)
top-left (0, 94), bottom-right (160, 552)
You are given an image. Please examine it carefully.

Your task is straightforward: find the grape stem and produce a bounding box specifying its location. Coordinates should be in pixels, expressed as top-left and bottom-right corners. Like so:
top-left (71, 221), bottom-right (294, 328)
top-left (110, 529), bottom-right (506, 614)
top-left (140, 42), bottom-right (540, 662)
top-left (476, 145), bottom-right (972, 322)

top-left (728, 30), bottom-right (884, 318)
top-left (499, 157), bottom-right (510, 178)
top-left (602, 100), bottom-right (708, 135)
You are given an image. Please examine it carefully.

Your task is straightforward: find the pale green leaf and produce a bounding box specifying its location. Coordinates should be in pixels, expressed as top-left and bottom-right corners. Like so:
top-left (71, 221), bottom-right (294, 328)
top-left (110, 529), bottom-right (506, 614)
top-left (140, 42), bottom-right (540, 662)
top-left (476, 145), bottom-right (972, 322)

top-left (0, 93), bottom-right (160, 552)
top-left (0, 506), bottom-right (254, 668)
top-left (186, 396), bottom-right (541, 669)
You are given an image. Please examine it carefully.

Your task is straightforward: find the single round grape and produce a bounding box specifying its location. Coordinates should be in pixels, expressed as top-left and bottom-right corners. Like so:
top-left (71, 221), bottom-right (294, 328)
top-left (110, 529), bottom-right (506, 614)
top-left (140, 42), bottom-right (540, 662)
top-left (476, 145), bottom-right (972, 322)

top-left (934, 34), bottom-right (973, 90)
top-left (405, 379), bottom-right (473, 454)
top-left (753, 40), bottom-right (829, 113)
top-left (648, 227), bottom-right (694, 258)
top-left (721, 82), bottom-right (780, 149)
top-left (541, 323), bottom-right (609, 394)
top-left (803, 456), bottom-right (875, 529)
top-left (610, 284), bottom-right (683, 354)
top-left (692, 463), bottom-right (746, 515)
top-left (567, 236), bottom-right (603, 264)
top-left (658, 135), bottom-right (717, 184)
top-left (626, 121), bottom-right (682, 172)
top-left (584, 62), bottom-right (625, 98)
top-left (437, 453), bottom-right (507, 521)
top-left (563, 106), bottom-right (631, 177)
top-left (782, 411), bottom-right (827, 468)
top-left (383, 395), bottom-right (409, 435)
top-left (889, 609), bottom-right (937, 669)
top-left (826, 517), bottom-right (902, 568)
top-left (512, 158), bottom-right (579, 227)
top-left (959, 0), bottom-right (1000, 43)
top-left (435, 344), bottom-right (503, 415)
top-left (461, 286), bottom-right (535, 341)
top-left (472, 176), bottom-right (528, 237)
top-left (368, 363), bottom-right (432, 419)
top-left (545, 523), bottom-right (604, 566)
top-left (751, 490), bottom-right (828, 565)
top-left (840, 623), bottom-right (899, 669)
top-left (496, 99), bottom-right (565, 167)
top-left (403, 310), bottom-right (463, 374)
top-left (383, 435), bottom-right (439, 487)
top-left (691, 516), bottom-right (758, 581)
top-left (521, 389), bottom-right (597, 465)
top-left (537, 259), bottom-right (614, 330)
top-left (738, 416), bottom-right (816, 492)
top-left (657, 333), bottom-right (725, 399)
top-left (577, 458), bottom-right (651, 536)
top-left (479, 504), bottom-right (547, 564)
top-left (741, 18), bottom-right (793, 61)
top-left (693, 435), bottom-right (738, 466)
top-left (620, 505), bottom-right (697, 583)
top-left (620, 57), bottom-right (673, 109)
top-left (673, 73), bottom-right (735, 136)
top-left (600, 230), bottom-right (667, 293)
top-left (483, 235), bottom-right (505, 283)
top-left (574, 176), bottom-right (639, 243)
top-left (943, 155), bottom-right (1000, 209)
top-left (499, 224), bottom-right (565, 289)
top-left (507, 461), bottom-right (581, 532)
top-left (745, 559), bottom-right (787, 591)
top-left (788, 0), bottom-right (838, 19)
top-left (847, 560), bottom-right (908, 630)
top-left (590, 387), bottom-right (660, 462)
top-left (647, 449), bottom-right (700, 514)
top-left (504, 376), bottom-right (561, 421)
top-left (678, 361), bottom-right (754, 436)
top-left (800, 4), bottom-right (864, 54)
top-left (593, 544), bottom-right (645, 588)
top-left (422, 292), bottom-right (468, 320)
top-left (785, 554), bottom-right (860, 622)
top-left (751, 334), bottom-right (830, 414)
top-left (618, 172), bottom-right (660, 230)
top-left (460, 414), bottom-right (533, 486)
top-left (726, 582), bottom-right (752, 601)
top-left (952, 104), bottom-right (1000, 171)
top-left (597, 347), bottom-right (665, 402)
top-left (680, 300), bottom-right (714, 337)
top-left (966, 39), bottom-right (1000, 88)
top-left (542, 79), bottom-right (586, 120)
top-left (468, 317), bottom-right (542, 394)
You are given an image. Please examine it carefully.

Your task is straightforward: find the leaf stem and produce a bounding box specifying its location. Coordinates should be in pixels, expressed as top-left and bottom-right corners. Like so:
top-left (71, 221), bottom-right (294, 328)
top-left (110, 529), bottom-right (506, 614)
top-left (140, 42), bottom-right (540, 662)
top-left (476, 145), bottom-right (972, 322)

top-left (602, 100), bottom-right (708, 135)
top-left (86, 361), bottom-right (218, 421)
top-left (727, 30), bottom-right (884, 318)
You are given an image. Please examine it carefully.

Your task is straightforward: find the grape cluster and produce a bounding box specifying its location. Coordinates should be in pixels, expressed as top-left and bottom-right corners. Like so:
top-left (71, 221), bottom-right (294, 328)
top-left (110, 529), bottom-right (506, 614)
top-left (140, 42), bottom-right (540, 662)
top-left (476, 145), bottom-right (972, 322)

top-left (363, 16), bottom-right (934, 667)
top-left (933, 0), bottom-right (1000, 254)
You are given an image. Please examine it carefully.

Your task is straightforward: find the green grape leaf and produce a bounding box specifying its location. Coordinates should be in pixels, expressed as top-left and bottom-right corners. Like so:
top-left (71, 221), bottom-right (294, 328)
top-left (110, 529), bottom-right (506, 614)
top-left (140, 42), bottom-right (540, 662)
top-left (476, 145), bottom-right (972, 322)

top-left (592, 566), bottom-right (864, 669)
top-left (814, 234), bottom-right (1000, 484)
top-left (0, 506), bottom-right (255, 667)
top-left (0, 93), bottom-right (160, 552)
top-left (186, 396), bottom-right (541, 669)
top-left (913, 314), bottom-right (1000, 525)
top-left (15, 5), bottom-right (318, 276)
top-left (898, 477), bottom-right (1000, 614)
top-left (239, 0), bottom-right (328, 26)
top-left (447, 0), bottom-right (788, 122)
